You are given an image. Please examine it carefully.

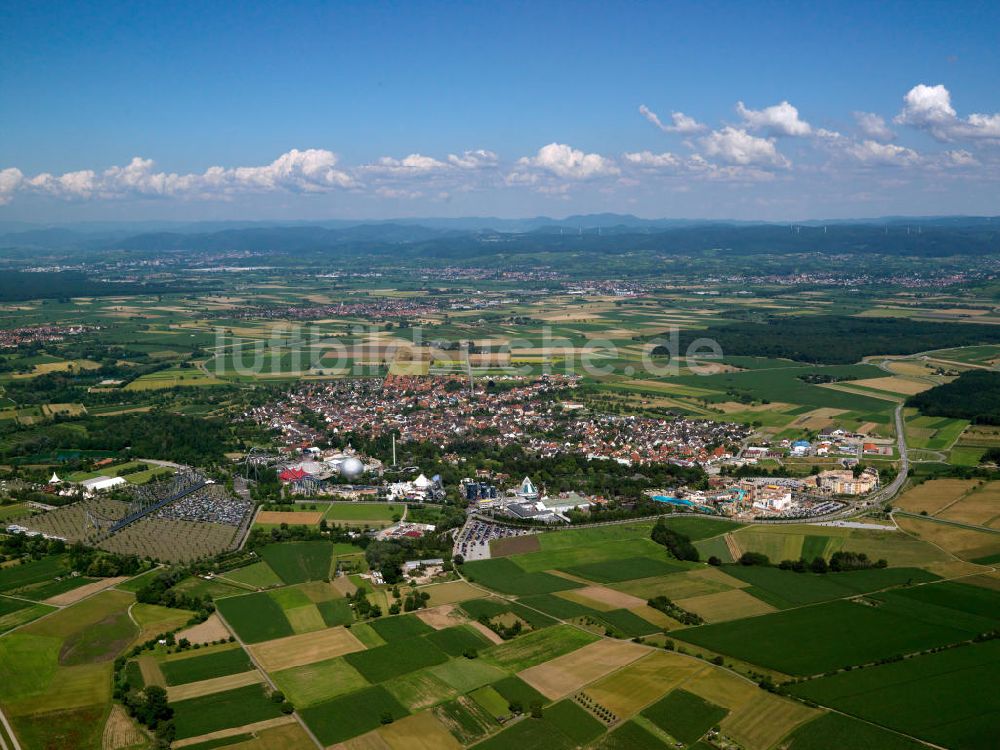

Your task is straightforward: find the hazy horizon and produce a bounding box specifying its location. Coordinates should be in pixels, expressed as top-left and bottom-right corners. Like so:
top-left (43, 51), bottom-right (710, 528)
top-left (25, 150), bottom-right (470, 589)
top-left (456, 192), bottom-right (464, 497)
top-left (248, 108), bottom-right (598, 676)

top-left (2, 2), bottom-right (998, 223)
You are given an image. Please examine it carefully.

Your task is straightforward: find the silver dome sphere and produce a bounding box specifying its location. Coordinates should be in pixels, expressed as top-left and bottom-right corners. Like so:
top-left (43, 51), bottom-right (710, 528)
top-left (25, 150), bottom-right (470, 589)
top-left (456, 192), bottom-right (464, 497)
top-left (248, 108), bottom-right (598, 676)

top-left (339, 457), bottom-right (365, 479)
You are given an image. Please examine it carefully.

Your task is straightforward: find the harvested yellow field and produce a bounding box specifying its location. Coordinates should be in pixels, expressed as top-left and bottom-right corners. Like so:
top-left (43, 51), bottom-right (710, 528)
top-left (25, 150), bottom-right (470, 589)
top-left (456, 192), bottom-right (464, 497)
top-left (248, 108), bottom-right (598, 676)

top-left (887, 360), bottom-right (942, 377)
top-left (896, 479), bottom-right (977, 515)
top-left (518, 639), bottom-right (648, 700)
top-left (378, 711), bottom-right (461, 750)
top-left (847, 376), bottom-right (934, 395)
top-left (42, 403), bottom-right (88, 418)
top-left (896, 515), bottom-right (1000, 562)
top-left (340, 730), bottom-right (393, 750)
top-left (102, 703), bottom-right (146, 750)
top-left (44, 576), bottom-right (128, 606)
top-left (613, 567), bottom-right (746, 601)
top-left (629, 605), bottom-right (678, 630)
top-left (683, 668), bottom-right (758, 711)
top-left (791, 407), bottom-right (848, 430)
top-left (715, 401), bottom-right (796, 414)
top-left (166, 670), bottom-right (263, 701)
top-left (675, 589), bottom-right (776, 623)
top-left (721, 690), bottom-right (820, 750)
top-left (418, 580), bottom-right (483, 606)
top-left (175, 612), bottom-right (231, 644)
top-left (963, 572), bottom-right (1000, 591)
top-left (249, 626), bottom-right (365, 672)
top-left (586, 651), bottom-right (707, 717)
top-left (256, 511), bottom-right (323, 526)
top-left (561, 585), bottom-right (646, 611)
top-left (937, 484), bottom-right (1000, 527)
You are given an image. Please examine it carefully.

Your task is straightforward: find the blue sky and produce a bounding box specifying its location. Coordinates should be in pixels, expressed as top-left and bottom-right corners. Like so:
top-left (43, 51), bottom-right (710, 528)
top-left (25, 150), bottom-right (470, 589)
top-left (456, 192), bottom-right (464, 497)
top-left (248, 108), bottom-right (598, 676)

top-left (1, 0), bottom-right (998, 221)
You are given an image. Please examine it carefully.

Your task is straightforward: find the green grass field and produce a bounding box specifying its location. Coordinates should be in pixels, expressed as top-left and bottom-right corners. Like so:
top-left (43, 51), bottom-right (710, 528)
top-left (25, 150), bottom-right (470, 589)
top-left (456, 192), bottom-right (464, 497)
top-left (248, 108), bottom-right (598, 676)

top-left (272, 656), bottom-right (370, 708)
top-left (0, 597), bottom-right (54, 635)
top-left (369, 613), bottom-right (434, 641)
top-left (159, 646), bottom-right (252, 686)
top-left (562, 556), bottom-right (690, 583)
top-left (424, 625), bottom-right (492, 656)
top-left (259, 541), bottom-right (334, 584)
top-left (344, 636), bottom-right (450, 682)
top-left (171, 682), bottom-right (283, 740)
top-left (481, 625), bottom-right (599, 672)
top-left (790, 639), bottom-right (1000, 750)
top-left (322, 502), bottom-right (403, 521)
top-left (221, 561), bottom-right (283, 589)
top-left (724, 565), bottom-right (940, 609)
top-left (545, 700), bottom-right (606, 745)
top-left (641, 689), bottom-right (728, 745)
top-left (675, 592), bottom-right (986, 675)
top-left (462, 558), bottom-right (582, 595)
top-left (0, 555), bottom-right (70, 593)
top-left (317, 597), bottom-right (353, 626)
top-left (469, 684), bottom-right (510, 720)
top-left (785, 712), bottom-right (929, 750)
top-left (215, 592), bottom-right (293, 643)
top-left (299, 685), bottom-right (409, 745)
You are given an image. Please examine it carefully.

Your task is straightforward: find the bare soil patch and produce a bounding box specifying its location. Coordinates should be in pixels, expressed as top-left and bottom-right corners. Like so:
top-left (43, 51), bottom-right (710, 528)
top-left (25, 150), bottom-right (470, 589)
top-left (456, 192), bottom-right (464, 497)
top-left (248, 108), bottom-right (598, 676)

top-left (488, 535), bottom-right (541, 557)
top-left (415, 604), bottom-right (464, 630)
top-left (175, 612), bottom-right (230, 644)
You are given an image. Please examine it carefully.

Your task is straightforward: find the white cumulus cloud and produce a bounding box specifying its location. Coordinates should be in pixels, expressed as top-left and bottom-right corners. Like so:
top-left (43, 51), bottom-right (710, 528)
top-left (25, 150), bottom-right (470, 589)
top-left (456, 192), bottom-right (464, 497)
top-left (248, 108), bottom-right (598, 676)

top-left (515, 143), bottom-right (620, 180)
top-left (0, 168), bottom-right (25, 205)
top-left (736, 100), bottom-right (812, 137)
top-left (895, 84), bottom-right (1000, 142)
top-left (699, 127), bottom-right (790, 167)
top-left (447, 149), bottom-right (499, 169)
top-left (622, 150), bottom-right (681, 169)
top-left (853, 111), bottom-right (895, 142)
top-left (639, 105), bottom-right (706, 134)
top-left (844, 139), bottom-right (920, 167)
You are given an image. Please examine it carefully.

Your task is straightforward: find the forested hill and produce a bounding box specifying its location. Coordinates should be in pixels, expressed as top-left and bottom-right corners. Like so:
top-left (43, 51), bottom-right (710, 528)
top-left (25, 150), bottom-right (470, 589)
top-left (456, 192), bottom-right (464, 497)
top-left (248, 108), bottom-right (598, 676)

top-left (675, 317), bottom-right (1000, 365)
top-left (109, 221), bottom-right (1000, 258)
top-left (2, 217), bottom-right (997, 258)
top-left (0, 271), bottom-right (185, 302)
top-left (908, 371), bottom-right (1000, 425)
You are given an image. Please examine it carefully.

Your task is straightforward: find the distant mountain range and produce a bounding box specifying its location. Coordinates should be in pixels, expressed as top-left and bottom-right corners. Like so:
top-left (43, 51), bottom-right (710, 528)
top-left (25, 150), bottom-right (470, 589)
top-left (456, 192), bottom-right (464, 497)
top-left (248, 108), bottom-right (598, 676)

top-left (0, 214), bottom-right (997, 257)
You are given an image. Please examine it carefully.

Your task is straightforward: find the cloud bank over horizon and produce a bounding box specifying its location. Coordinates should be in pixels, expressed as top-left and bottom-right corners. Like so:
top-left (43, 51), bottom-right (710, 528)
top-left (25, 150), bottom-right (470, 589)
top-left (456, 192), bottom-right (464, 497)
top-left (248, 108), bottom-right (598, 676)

top-left (1, 83), bottom-right (997, 219)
